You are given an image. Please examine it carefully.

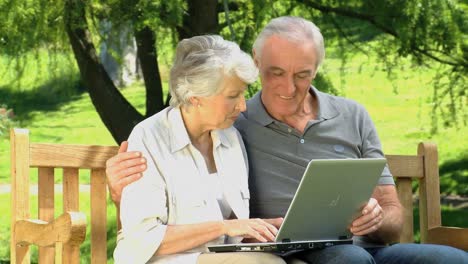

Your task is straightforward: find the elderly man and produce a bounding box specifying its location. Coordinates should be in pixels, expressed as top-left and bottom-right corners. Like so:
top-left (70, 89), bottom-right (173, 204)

top-left (106, 16), bottom-right (467, 263)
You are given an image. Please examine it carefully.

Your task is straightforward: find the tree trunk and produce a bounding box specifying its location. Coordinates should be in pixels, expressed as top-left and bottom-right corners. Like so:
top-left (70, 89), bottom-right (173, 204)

top-left (64, 0), bottom-right (143, 143)
top-left (135, 26), bottom-right (165, 117)
top-left (63, 0), bottom-right (221, 142)
top-left (178, 0), bottom-right (219, 39)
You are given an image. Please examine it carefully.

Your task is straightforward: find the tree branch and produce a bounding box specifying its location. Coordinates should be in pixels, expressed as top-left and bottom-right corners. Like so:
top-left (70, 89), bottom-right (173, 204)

top-left (297, 0), bottom-right (467, 68)
top-left (297, 0), bottom-right (398, 37)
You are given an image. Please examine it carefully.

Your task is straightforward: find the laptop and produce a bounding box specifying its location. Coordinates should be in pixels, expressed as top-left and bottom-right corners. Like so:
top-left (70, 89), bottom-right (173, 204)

top-left (208, 158), bottom-right (387, 255)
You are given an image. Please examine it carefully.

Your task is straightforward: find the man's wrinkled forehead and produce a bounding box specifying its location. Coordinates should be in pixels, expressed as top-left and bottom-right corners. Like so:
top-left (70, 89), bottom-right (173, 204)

top-left (258, 36), bottom-right (317, 66)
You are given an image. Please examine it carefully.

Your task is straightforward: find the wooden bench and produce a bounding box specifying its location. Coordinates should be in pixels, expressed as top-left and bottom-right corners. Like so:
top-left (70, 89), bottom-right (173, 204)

top-left (10, 128), bottom-right (118, 263)
top-left (388, 143), bottom-right (468, 247)
top-left (9, 128), bottom-right (468, 263)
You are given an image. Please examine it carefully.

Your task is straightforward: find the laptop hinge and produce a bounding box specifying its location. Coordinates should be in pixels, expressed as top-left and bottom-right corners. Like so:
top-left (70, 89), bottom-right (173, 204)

top-left (281, 238), bottom-right (291, 243)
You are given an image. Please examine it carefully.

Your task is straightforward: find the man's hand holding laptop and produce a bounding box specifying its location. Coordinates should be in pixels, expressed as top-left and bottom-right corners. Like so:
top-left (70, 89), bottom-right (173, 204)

top-left (238, 196), bottom-right (384, 243)
top-left (350, 198), bottom-right (384, 236)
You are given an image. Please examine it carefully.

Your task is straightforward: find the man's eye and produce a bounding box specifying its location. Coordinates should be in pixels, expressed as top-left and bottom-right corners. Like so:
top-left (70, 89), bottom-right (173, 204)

top-left (296, 73), bottom-right (310, 79)
top-left (272, 71), bottom-right (283, 76)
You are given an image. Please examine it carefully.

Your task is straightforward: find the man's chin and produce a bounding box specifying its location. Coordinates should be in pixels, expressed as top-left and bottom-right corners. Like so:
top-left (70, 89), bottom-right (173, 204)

top-left (268, 104), bottom-right (297, 117)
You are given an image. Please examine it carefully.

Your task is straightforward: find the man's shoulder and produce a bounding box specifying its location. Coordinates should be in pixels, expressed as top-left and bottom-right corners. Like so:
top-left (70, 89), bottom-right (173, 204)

top-left (235, 92), bottom-right (267, 129)
top-left (234, 111), bottom-right (251, 131)
top-left (318, 90), bottom-right (367, 115)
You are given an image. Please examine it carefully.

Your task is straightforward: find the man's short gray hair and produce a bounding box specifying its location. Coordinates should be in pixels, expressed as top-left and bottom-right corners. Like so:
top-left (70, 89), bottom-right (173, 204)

top-left (253, 16), bottom-right (325, 69)
top-left (169, 35), bottom-right (258, 107)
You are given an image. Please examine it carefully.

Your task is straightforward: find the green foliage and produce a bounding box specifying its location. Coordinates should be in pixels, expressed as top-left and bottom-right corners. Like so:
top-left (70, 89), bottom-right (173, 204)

top-left (411, 205), bottom-right (468, 243)
top-left (0, 0), bottom-right (70, 90)
top-left (1, 0), bottom-right (466, 133)
top-left (0, 104), bottom-right (16, 138)
top-left (0, 0), bottom-right (68, 54)
top-left (292, 0), bottom-right (467, 133)
top-left (440, 157), bottom-right (468, 196)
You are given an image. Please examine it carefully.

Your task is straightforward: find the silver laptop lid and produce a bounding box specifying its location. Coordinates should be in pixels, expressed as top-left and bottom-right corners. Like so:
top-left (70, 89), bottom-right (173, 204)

top-left (275, 158), bottom-right (386, 242)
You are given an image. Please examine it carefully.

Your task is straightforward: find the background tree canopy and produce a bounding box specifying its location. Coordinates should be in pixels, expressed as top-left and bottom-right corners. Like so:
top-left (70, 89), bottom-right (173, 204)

top-left (0, 0), bottom-right (466, 143)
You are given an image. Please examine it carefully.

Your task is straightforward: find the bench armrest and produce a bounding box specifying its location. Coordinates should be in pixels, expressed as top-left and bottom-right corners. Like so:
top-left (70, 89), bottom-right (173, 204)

top-left (15, 211), bottom-right (87, 247)
top-left (427, 226), bottom-right (468, 251)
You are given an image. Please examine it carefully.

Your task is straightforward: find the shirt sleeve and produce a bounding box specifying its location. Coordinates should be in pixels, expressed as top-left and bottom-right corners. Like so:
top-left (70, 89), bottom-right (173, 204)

top-left (114, 126), bottom-right (169, 263)
top-left (359, 106), bottom-right (395, 185)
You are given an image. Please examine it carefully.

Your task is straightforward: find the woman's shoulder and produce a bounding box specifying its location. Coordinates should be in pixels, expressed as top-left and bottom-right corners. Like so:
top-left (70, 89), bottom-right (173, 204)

top-left (128, 107), bottom-right (174, 141)
top-left (135, 107), bottom-right (171, 129)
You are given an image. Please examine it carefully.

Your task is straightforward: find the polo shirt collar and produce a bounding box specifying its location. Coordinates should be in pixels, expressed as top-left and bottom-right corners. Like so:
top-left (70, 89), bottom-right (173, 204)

top-left (311, 86), bottom-right (339, 120)
top-left (245, 92), bottom-right (275, 126)
top-left (168, 107), bottom-right (232, 153)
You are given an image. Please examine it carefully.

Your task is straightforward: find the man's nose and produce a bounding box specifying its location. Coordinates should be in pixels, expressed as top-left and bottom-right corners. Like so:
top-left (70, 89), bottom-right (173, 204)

top-left (284, 76), bottom-right (296, 95)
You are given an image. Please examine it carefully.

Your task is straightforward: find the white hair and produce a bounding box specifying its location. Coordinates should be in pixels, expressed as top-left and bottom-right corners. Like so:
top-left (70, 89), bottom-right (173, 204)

top-left (253, 16), bottom-right (325, 69)
top-left (169, 35), bottom-right (258, 107)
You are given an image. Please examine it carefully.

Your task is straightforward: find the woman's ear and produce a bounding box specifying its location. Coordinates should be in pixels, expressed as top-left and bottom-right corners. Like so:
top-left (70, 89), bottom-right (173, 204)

top-left (189, 97), bottom-right (200, 107)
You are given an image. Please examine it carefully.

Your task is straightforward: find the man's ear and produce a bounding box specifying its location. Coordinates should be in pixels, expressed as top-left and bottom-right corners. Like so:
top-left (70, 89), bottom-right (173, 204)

top-left (252, 49), bottom-right (259, 67)
top-left (312, 67), bottom-right (318, 79)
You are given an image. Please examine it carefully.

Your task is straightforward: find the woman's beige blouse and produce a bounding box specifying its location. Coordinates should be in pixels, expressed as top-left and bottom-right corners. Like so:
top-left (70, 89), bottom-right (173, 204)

top-left (114, 107), bottom-right (250, 264)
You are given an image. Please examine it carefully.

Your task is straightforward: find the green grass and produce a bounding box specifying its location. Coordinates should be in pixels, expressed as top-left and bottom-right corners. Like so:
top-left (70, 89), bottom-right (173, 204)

top-left (323, 56), bottom-right (468, 196)
top-left (0, 51), bottom-right (466, 262)
top-left (323, 56), bottom-right (467, 158)
top-left (0, 82), bottom-right (148, 183)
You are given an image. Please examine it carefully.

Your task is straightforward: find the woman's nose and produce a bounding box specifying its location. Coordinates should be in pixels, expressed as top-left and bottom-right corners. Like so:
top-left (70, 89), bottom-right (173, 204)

top-left (237, 95), bottom-right (246, 112)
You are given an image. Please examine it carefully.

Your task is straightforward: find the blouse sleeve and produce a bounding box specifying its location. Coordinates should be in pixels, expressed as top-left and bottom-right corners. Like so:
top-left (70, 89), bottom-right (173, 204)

top-left (113, 126), bottom-right (169, 263)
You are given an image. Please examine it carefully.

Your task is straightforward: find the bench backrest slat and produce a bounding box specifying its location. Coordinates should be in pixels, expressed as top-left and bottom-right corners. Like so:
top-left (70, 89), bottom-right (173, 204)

top-left (30, 143), bottom-right (117, 168)
top-left (38, 167), bottom-right (55, 263)
top-left (91, 169), bottom-right (108, 263)
top-left (386, 155), bottom-right (424, 178)
top-left (63, 168), bottom-right (80, 263)
top-left (395, 178), bottom-right (414, 243)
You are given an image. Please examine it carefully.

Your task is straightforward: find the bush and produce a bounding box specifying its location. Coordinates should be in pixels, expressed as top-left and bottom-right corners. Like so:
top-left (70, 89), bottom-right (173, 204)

top-left (0, 104), bottom-right (16, 137)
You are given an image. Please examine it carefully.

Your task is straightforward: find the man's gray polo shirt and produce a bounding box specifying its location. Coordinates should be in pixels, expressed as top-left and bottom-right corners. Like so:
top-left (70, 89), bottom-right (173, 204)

top-left (234, 87), bottom-right (394, 218)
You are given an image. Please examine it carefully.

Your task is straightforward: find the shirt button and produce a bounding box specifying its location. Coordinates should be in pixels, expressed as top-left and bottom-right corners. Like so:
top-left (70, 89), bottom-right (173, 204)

top-left (300, 139), bottom-right (305, 144)
top-left (288, 128), bottom-right (292, 133)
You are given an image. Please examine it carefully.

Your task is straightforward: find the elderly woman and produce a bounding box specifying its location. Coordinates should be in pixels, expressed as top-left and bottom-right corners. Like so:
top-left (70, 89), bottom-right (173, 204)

top-left (113, 35), bottom-right (285, 264)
